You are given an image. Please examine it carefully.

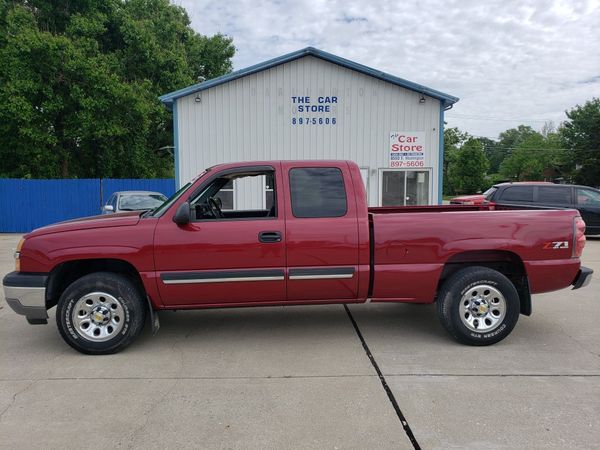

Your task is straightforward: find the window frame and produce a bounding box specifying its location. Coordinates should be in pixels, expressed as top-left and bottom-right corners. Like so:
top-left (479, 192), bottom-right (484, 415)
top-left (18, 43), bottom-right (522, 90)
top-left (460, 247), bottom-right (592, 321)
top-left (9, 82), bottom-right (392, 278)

top-left (187, 166), bottom-right (279, 223)
top-left (288, 166), bottom-right (348, 219)
top-left (378, 168), bottom-right (433, 206)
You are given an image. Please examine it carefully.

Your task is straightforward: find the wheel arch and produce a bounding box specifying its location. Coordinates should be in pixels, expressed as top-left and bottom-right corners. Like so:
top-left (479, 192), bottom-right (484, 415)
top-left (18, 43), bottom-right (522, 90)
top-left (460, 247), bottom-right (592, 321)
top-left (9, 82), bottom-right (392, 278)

top-left (438, 250), bottom-right (532, 316)
top-left (46, 258), bottom-right (147, 310)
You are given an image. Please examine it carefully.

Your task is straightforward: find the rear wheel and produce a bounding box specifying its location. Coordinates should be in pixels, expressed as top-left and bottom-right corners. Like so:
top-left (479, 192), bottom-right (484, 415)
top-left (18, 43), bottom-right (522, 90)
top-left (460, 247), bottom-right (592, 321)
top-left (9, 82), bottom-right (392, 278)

top-left (56, 272), bottom-right (146, 354)
top-left (437, 267), bottom-right (520, 345)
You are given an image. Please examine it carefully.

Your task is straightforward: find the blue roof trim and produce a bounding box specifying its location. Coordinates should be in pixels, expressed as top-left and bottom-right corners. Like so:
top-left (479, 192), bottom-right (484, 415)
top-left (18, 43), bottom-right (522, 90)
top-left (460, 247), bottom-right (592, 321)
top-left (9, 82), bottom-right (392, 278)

top-left (159, 47), bottom-right (459, 108)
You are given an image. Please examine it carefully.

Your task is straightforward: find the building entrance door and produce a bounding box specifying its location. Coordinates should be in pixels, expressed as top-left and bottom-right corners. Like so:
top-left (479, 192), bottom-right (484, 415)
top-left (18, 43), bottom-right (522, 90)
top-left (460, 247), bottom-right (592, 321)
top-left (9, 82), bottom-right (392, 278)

top-left (379, 169), bottom-right (431, 206)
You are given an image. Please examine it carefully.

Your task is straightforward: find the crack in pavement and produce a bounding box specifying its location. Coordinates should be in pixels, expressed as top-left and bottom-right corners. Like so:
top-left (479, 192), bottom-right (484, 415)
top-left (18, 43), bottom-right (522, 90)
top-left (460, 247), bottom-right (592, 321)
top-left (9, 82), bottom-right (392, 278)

top-left (118, 379), bottom-right (179, 449)
top-left (0, 380), bottom-right (38, 422)
top-left (2, 373), bottom-right (600, 382)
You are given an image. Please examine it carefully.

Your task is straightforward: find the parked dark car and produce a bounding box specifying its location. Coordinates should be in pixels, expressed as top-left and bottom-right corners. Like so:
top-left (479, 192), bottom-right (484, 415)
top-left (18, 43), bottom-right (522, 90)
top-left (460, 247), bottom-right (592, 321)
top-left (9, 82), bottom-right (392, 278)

top-left (453, 183), bottom-right (600, 235)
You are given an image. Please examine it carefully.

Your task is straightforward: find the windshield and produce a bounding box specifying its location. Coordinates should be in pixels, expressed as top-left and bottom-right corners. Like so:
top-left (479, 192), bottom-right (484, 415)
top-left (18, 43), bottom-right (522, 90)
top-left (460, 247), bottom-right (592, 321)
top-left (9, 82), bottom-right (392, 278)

top-left (150, 182), bottom-right (192, 217)
top-left (483, 187), bottom-right (497, 200)
top-left (118, 194), bottom-right (167, 211)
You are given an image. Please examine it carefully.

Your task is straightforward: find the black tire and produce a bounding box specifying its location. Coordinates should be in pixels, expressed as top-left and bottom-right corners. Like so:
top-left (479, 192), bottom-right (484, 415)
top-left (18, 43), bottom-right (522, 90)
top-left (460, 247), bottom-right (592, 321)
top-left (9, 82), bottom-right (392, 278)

top-left (437, 266), bottom-right (520, 346)
top-left (56, 272), bottom-right (146, 355)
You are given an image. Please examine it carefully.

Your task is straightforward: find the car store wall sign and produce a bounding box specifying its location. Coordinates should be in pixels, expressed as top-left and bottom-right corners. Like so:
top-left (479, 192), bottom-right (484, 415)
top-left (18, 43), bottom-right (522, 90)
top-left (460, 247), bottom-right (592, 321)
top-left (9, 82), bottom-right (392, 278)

top-left (291, 96), bottom-right (338, 126)
top-left (389, 131), bottom-right (426, 168)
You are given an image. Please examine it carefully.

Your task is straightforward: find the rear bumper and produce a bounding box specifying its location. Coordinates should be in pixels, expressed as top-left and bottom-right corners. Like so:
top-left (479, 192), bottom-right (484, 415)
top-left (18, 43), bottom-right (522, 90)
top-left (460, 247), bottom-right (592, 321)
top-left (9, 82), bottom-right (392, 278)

top-left (2, 272), bottom-right (49, 324)
top-left (572, 267), bottom-right (593, 290)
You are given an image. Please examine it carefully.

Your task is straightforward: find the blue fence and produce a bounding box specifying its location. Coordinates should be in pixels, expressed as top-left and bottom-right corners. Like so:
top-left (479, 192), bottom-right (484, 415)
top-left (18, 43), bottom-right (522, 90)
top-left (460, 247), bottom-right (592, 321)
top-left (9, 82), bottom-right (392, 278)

top-left (0, 178), bottom-right (175, 232)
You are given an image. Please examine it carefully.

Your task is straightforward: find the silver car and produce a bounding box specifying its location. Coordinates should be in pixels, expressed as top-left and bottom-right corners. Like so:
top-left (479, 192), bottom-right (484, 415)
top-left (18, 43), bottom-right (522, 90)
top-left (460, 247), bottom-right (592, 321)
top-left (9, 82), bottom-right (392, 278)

top-left (102, 191), bottom-right (167, 214)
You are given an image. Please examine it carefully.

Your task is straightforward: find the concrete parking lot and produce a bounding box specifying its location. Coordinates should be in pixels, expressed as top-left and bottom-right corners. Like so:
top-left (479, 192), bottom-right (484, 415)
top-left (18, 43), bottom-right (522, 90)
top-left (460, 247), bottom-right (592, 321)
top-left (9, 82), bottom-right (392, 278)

top-left (0, 233), bottom-right (599, 449)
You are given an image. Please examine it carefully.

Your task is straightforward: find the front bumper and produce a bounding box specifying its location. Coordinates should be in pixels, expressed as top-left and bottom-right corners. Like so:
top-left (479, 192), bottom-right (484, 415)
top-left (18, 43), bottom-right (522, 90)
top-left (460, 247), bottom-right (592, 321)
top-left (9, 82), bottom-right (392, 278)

top-left (572, 266), bottom-right (593, 290)
top-left (2, 272), bottom-right (49, 324)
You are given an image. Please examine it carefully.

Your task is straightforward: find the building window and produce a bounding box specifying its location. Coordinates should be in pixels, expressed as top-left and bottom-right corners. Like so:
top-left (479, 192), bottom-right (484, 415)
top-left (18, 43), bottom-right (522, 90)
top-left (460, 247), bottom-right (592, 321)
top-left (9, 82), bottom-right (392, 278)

top-left (380, 170), bottom-right (430, 206)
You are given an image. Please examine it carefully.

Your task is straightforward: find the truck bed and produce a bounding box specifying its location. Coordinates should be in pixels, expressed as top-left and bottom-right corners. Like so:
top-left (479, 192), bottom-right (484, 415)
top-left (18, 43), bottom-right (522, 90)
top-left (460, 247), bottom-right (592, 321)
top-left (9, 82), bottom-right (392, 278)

top-left (368, 206), bottom-right (581, 303)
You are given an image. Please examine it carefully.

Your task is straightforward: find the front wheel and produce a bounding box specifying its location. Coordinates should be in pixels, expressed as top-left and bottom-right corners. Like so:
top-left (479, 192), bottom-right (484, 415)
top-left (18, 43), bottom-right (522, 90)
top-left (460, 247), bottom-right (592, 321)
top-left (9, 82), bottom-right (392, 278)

top-left (437, 267), bottom-right (520, 345)
top-left (56, 272), bottom-right (146, 354)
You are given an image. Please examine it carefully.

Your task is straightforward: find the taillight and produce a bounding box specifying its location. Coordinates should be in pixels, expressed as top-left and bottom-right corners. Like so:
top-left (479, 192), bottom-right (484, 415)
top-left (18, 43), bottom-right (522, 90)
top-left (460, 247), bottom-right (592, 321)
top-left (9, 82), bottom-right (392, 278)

top-left (573, 216), bottom-right (586, 258)
top-left (482, 200), bottom-right (496, 210)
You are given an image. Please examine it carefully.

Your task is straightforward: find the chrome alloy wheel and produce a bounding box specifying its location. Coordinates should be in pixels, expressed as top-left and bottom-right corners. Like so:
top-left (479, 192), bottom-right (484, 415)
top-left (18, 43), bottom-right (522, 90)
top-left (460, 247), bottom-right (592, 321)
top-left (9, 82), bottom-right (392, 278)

top-left (459, 284), bottom-right (506, 333)
top-left (72, 292), bottom-right (125, 342)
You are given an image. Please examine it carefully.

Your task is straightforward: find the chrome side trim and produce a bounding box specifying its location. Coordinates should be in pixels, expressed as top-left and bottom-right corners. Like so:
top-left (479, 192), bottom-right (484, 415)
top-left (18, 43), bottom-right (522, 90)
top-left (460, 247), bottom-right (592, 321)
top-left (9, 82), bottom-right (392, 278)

top-left (288, 267), bottom-right (355, 281)
top-left (289, 274), bottom-right (354, 280)
top-left (163, 276), bottom-right (285, 285)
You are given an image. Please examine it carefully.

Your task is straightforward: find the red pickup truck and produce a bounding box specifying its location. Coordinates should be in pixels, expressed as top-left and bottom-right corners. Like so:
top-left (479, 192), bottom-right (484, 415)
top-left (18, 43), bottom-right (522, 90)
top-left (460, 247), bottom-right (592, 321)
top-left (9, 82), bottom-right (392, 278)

top-left (3, 160), bottom-right (593, 354)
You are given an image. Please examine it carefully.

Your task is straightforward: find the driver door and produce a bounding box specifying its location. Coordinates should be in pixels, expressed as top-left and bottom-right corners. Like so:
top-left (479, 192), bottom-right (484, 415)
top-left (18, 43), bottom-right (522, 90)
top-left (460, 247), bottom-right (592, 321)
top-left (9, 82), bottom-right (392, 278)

top-left (153, 164), bottom-right (286, 307)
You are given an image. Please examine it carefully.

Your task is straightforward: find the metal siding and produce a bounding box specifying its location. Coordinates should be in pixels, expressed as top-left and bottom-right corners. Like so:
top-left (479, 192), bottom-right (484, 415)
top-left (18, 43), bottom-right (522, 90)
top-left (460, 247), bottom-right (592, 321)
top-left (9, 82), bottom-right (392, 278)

top-left (177, 56), bottom-right (441, 206)
top-left (173, 100), bottom-right (180, 188)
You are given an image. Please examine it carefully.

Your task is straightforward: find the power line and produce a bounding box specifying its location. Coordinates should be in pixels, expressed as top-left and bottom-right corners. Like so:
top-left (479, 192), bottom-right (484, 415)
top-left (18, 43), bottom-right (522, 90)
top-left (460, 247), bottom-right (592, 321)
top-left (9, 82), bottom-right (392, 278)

top-left (446, 113), bottom-right (555, 123)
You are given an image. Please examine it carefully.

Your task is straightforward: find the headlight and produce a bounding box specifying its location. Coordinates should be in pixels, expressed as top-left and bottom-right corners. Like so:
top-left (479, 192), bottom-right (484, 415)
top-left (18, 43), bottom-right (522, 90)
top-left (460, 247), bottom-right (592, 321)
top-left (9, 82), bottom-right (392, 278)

top-left (14, 238), bottom-right (24, 271)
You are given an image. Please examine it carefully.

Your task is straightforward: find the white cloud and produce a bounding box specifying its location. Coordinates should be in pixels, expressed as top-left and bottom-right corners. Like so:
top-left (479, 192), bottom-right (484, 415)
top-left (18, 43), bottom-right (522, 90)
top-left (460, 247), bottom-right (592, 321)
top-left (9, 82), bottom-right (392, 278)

top-left (177, 0), bottom-right (600, 138)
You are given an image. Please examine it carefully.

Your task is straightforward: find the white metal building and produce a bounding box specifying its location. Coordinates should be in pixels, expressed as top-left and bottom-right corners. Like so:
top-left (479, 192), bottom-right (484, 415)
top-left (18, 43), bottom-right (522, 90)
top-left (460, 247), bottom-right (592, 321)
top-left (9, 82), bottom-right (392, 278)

top-left (159, 47), bottom-right (458, 207)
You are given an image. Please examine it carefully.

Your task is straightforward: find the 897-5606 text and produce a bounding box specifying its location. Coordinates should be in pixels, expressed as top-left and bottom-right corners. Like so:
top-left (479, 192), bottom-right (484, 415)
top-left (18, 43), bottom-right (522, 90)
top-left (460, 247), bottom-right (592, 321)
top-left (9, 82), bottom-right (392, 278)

top-left (292, 117), bottom-right (337, 125)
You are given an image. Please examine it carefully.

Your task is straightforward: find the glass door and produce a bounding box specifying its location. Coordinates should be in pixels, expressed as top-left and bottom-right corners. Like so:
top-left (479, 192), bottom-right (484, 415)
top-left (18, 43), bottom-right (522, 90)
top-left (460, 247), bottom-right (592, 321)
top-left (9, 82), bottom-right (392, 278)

top-left (380, 170), bottom-right (431, 206)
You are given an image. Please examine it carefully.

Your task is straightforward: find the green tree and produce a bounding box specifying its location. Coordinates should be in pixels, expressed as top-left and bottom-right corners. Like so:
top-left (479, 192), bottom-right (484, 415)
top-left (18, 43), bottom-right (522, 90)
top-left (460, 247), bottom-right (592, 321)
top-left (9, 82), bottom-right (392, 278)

top-left (0, 0), bottom-right (234, 178)
top-left (499, 132), bottom-right (563, 181)
top-left (486, 125), bottom-right (538, 174)
top-left (561, 98), bottom-right (600, 187)
top-left (475, 137), bottom-right (498, 172)
top-left (443, 127), bottom-right (470, 195)
top-left (448, 138), bottom-right (489, 194)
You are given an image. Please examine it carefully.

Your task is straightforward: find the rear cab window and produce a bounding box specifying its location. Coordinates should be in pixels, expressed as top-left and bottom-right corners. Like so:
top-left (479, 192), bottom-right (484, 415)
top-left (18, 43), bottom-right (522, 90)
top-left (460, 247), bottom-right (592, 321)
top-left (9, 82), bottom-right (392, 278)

top-left (289, 167), bottom-right (347, 218)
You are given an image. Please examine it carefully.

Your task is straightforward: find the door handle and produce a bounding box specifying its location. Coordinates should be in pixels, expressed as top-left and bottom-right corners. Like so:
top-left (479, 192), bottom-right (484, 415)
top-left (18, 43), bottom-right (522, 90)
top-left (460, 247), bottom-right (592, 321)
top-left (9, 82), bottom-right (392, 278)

top-left (259, 231), bottom-right (282, 243)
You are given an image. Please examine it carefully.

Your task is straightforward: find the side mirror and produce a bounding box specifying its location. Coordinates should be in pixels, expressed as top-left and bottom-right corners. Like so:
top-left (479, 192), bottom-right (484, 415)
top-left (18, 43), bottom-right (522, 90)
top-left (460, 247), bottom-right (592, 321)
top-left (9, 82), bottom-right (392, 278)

top-left (173, 202), bottom-right (191, 225)
top-left (103, 205), bottom-right (114, 212)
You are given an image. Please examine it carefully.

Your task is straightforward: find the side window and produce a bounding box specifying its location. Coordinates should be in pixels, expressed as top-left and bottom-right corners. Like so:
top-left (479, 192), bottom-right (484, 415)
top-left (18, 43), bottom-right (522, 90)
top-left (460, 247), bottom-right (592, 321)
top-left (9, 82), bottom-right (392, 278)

top-left (538, 186), bottom-right (572, 204)
top-left (289, 167), bottom-right (347, 218)
top-left (500, 186), bottom-right (534, 202)
top-left (190, 170), bottom-right (276, 220)
top-left (577, 188), bottom-right (600, 206)
top-left (111, 195), bottom-right (118, 209)
top-left (265, 175), bottom-right (275, 211)
top-left (214, 179), bottom-right (234, 210)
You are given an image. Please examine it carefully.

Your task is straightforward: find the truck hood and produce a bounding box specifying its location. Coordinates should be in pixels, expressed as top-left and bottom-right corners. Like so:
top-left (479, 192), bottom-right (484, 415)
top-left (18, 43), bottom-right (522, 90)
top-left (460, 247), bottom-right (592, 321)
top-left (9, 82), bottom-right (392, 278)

top-left (26, 212), bottom-right (142, 238)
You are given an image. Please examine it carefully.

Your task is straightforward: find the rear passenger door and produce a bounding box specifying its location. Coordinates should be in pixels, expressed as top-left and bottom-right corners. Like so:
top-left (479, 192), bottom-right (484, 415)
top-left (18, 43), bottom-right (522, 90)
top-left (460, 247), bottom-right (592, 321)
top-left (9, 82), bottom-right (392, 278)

top-left (282, 162), bottom-right (360, 301)
top-left (576, 187), bottom-right (600, 233)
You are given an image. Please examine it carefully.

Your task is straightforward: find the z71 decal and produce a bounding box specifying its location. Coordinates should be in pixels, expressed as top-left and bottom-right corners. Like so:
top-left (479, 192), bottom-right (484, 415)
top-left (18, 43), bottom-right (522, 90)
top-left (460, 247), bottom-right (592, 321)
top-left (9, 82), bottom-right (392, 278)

top-left (543, 241), bottom-right (569, 250)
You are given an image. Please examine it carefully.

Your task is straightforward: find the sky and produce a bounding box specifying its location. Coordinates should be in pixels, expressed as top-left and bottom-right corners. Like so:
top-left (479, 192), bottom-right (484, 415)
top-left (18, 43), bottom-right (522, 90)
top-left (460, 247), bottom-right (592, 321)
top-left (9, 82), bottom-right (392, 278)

top-left (178, 0), bottom-right (600, 139)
